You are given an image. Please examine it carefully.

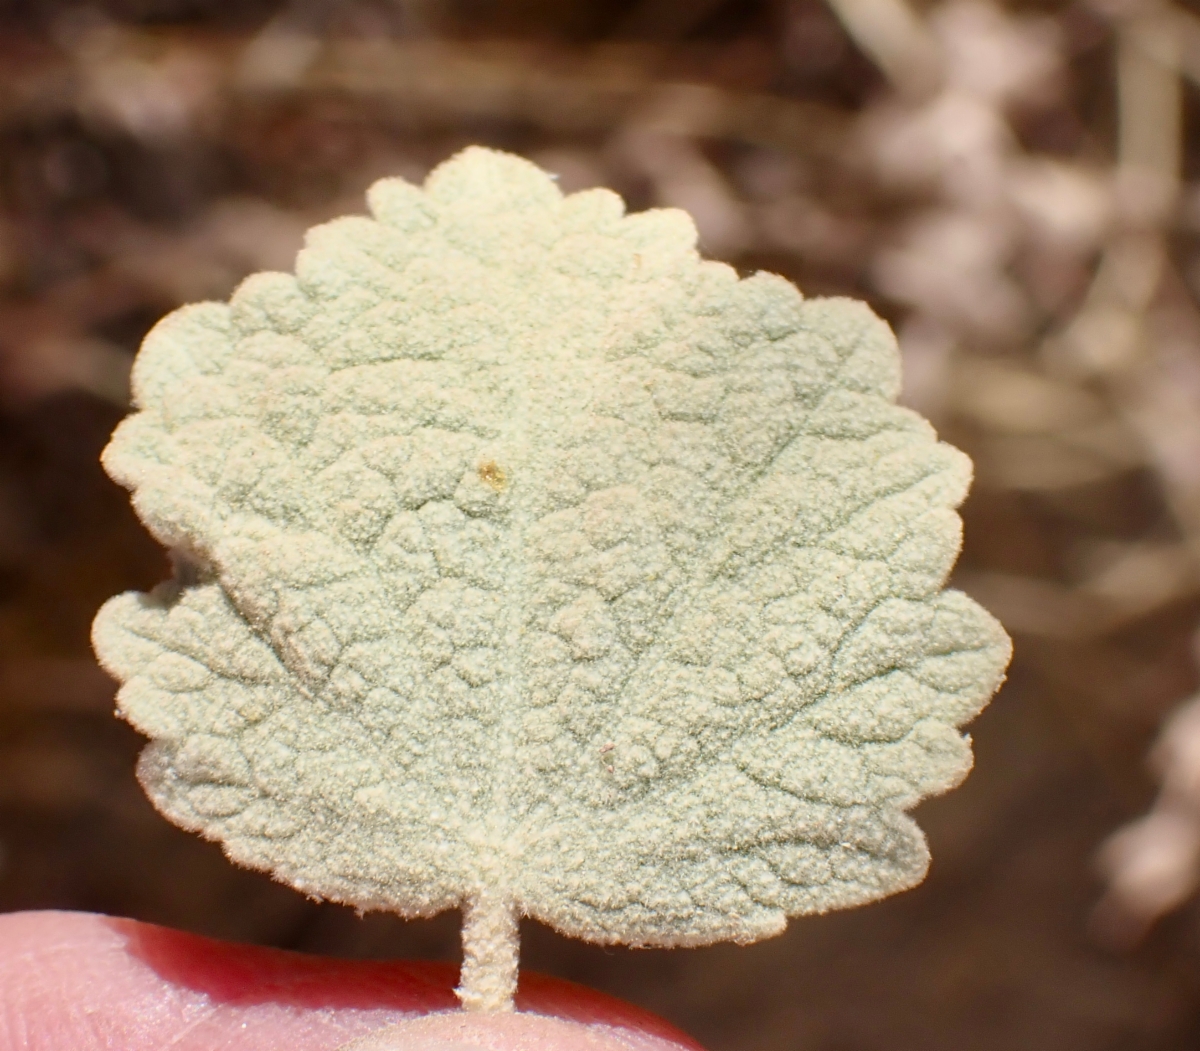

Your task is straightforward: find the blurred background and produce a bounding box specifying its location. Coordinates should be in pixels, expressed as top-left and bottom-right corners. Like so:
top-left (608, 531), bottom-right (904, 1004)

top-left (2, 0), bottom-right (1200, 1047)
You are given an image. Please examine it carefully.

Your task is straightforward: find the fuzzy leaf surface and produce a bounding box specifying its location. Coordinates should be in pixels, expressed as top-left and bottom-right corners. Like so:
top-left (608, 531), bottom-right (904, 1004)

top-left (93, 147), bottom-right (1011, 947)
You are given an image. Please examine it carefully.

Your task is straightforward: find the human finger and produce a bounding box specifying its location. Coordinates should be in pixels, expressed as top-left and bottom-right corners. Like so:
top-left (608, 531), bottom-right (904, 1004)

top-left (0, 910), bottom-right (701, 1051)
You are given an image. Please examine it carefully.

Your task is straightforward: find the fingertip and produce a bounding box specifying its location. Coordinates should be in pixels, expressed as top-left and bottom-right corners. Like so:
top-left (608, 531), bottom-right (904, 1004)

top-left (0, 912), bottom-right (704, 1051)
top-left (338, 1012), bottom-right (698, 1051)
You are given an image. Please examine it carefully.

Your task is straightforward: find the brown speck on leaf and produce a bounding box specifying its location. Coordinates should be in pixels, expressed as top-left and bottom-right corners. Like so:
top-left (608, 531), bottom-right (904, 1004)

top-left (477, 460), bottom-right (508, 491)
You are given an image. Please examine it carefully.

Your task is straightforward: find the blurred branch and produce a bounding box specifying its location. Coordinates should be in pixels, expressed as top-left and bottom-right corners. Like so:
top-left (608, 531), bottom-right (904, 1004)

top-left (0, 34), bottom-right (849, 158)
top-left (960, 542), bottom-right (1200, 640)
top-left (1116, 6), bottom-right (1180, 218)
top-left (302, 40), bottom-right (848, 155)
top-left (1151, 6), bottom-right (1200, 92)
top-left (1055, 5), bottom-right (1200, 569)
top-left (823, 0), bottom-right (942, 97)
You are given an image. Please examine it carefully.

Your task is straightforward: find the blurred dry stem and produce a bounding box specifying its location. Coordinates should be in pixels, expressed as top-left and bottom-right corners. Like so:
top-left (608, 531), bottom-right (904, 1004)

top-left (824, 0), bottom-right (942, 97)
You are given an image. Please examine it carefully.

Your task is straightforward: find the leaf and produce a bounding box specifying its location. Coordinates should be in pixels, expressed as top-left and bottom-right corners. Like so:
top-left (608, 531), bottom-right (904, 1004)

top-left (92, 146), bottom-right (1011, 1011)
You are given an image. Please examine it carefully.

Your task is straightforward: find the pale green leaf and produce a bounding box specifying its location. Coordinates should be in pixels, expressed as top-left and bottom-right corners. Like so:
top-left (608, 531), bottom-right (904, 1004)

top-left (92, 146), bottom-right (1011, 1011)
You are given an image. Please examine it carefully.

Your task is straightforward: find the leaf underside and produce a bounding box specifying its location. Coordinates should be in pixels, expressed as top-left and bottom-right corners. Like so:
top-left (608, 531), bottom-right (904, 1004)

top-left (92, 147), bottom-right (1011, 949)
